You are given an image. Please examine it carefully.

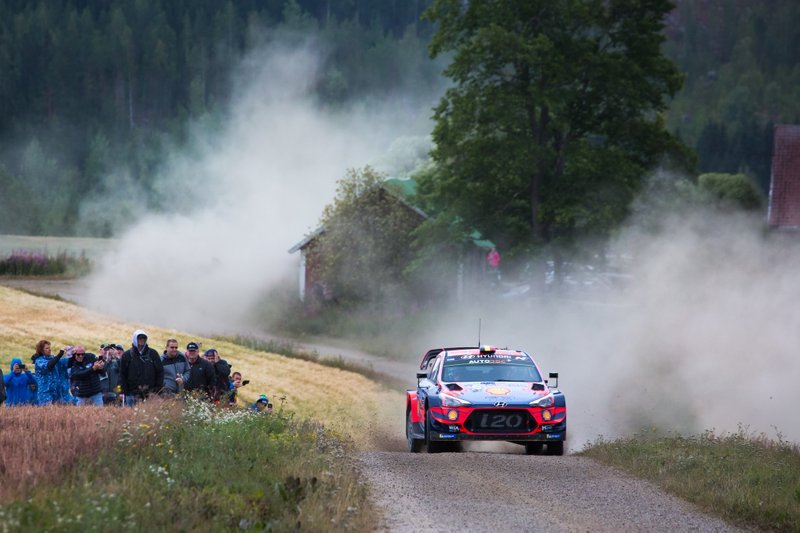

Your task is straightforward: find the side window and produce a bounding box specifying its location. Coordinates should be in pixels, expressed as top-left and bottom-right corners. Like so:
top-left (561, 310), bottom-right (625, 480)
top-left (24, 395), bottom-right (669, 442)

top-left (428, 357), bottom-right (441, 380)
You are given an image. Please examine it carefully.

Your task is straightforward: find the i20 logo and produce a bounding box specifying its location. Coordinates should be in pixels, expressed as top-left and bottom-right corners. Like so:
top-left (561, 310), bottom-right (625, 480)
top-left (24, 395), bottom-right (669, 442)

top-left (474, 413), bottom-right (525, 431)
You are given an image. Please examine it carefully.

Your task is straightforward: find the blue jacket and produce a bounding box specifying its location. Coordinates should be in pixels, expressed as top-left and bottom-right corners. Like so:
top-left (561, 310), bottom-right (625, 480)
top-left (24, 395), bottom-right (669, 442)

top-left (33, 351), bottom-right (75, 405)
top-left (4, 358), bottom-right (37, 406)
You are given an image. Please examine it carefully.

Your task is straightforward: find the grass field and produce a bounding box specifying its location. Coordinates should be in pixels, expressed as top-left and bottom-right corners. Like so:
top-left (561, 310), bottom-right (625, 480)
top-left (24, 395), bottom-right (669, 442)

top-left (0, 286), bottom-right (404, 447)
top-left (0, 285), bottom-right (404, 530)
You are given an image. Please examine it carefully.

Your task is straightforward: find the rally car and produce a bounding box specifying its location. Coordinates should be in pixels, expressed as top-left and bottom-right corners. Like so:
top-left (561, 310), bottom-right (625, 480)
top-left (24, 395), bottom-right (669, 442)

top-left (405, 346), bottom-right (566, 455)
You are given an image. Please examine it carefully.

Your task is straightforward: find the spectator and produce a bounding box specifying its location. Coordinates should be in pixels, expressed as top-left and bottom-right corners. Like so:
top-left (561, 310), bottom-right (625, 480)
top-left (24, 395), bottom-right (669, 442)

top-left (4, 358), bottom-right (37, 406)
top-left (32, 339), bottom-right (75, 405)
top-left (249, 394), bottom-right (272, 414)
top-left (228, 371), bottom-right (248, 405)
top-left (183, 341), bottom-right (216, 400)
top-left (97, 344), bottom-right (121, 405)
top-left (120, 330), bottom-right (164, 406)
top-left (68, 346), bottom-right (105, 406)
top-left (204, 348), bottom-right (231, 403)
top-left (161, 338), bottom-right (189, 396)
top-left (0, 367), bottom-right (5, 405)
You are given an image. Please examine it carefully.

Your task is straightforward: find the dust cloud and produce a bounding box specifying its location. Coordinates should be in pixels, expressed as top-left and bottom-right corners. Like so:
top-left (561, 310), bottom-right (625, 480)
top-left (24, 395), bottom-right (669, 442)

top-left (85, 40), bottom-right (437, 335)
top-left (421, 189), bottom-right (800, 449)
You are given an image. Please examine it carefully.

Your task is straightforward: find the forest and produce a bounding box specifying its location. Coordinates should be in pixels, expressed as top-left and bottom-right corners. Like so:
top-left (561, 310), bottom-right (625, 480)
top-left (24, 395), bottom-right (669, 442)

top-left (0, 0), bottom-right (798, 237)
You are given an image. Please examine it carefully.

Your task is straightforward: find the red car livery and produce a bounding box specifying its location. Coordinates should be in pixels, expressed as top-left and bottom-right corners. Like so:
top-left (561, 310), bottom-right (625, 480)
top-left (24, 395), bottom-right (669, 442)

top-left (405, 346), bottom-right (567, 455)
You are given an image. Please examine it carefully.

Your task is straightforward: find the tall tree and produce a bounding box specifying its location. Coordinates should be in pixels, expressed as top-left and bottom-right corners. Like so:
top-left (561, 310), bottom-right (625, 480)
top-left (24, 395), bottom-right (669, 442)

top-left (421, 0), bottom-right (690, 254)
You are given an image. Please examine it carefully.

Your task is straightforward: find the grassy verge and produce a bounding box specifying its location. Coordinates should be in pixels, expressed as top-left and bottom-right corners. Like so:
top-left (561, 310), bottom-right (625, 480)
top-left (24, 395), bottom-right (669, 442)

top-left (218, 334), bottom-right (408, 391)
top-left (580, 429), bottom-right (800, 531)
top-left (0, 399), bottom-right (377, 532)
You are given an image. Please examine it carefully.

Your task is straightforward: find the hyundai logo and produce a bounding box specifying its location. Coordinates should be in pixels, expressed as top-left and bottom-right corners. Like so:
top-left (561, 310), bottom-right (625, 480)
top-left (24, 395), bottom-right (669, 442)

top-left (494, 402), bottom-right (508, 407)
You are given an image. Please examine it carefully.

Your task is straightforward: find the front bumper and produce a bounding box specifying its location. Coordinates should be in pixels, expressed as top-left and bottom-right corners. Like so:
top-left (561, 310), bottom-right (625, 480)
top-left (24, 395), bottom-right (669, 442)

top-left (427, 406), bottom-right (567, 442)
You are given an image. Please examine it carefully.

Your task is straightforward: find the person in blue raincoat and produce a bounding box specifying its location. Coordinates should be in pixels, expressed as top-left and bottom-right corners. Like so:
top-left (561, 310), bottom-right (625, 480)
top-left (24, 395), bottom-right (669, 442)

top-left (4, 357), bottom-right (38, 406)
top-left (32, 339), bottom-right (75, 405)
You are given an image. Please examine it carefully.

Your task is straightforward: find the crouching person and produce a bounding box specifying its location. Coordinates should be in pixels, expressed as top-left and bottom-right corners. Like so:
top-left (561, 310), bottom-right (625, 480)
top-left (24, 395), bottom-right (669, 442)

top-left (68, 347), bottom-right (105, 406)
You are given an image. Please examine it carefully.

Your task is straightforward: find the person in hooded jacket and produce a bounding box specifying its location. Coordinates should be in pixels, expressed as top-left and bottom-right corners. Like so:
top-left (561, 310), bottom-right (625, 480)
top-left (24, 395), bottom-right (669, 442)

top-left (67, 346), bottom-right (105, 406)
top-left (0, 367), bottom-right (6, 405)
top-left (97, 344), bottom-right (121, 405)
top-left (32, 339), bottom-right (75, 405)
top-left (3, 358), bottom-right (37, 406)
top-left (120, 330), bottom-right (164, 406)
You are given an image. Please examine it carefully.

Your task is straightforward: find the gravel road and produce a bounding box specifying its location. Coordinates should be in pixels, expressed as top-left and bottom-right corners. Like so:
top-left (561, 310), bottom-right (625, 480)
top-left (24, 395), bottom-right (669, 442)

top-left (0, 278), bottom-right (745, 532)
top-left (358, 450), bottom-right (743, 532)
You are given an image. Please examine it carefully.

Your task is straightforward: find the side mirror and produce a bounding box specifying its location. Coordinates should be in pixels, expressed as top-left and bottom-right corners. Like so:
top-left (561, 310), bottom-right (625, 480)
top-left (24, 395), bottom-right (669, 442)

top-left (416, 372), bottom-right (427, 380)
top-left (548, 372), bottom-right (559, 388)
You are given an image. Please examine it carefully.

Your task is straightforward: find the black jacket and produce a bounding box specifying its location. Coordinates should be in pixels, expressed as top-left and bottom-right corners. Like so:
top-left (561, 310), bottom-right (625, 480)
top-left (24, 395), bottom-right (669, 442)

top-left (120, 346), bottom-right (164, 397)
top-left (212, 358), bottom-right (231, 401)
top-left (184, 358), bottom-right (216, 398)
top-left (68, 353), bottom-right (103, 398)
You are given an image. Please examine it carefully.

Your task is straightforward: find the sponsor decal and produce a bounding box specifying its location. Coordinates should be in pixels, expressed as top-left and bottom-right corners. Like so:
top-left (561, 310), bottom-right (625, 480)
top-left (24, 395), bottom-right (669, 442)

top-left (546, 433), bottom-right (562, 439)
top-left (471, 384), bottom-right (484, 391)
top-left (448, 425), bottom-right (460, 432)
top-left (485, 386), bottom-right (510, 396)
top-left (439, 433), bottom-right (457, 439)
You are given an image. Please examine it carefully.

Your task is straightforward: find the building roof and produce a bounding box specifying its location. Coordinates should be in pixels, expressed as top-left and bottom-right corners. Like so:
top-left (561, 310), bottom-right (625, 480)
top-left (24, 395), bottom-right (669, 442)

top-left (768, 124), bottom-right (800, 228)
top-left (288, 177), bottom-right (495, 253)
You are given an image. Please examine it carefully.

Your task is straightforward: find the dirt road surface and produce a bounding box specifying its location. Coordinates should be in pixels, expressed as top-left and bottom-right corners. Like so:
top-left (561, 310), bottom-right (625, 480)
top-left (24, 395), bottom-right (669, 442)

top-left (1, 278), bottom-right (743, 532)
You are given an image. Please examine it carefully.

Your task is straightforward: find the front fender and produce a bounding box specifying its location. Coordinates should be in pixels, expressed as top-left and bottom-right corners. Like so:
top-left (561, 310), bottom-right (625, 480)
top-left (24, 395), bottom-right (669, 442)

top-left (406, 390), bottom-right (424, 423)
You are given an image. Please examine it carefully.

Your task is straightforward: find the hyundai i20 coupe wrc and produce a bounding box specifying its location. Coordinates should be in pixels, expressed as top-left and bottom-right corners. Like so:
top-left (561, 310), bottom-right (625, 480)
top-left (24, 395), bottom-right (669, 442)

top-left (405, 346), bottom-right (566, 455)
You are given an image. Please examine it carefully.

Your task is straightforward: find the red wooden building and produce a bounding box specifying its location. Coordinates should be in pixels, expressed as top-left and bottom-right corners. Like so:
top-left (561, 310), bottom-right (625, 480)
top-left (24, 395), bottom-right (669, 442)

top-left (768, 124), bottom-right (800, 229)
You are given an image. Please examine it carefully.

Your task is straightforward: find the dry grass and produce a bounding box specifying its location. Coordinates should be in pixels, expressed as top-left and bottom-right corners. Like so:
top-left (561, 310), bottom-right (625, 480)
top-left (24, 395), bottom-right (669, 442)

top-left (0, 400), bottom-right (181, 502)
top-left (0, 286), bottom-right (405, 449)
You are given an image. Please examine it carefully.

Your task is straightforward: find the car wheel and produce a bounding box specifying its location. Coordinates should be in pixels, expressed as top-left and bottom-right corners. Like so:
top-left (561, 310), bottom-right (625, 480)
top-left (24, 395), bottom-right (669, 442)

top-left (525, 443), bottom-right (544, 455)
top-left (546, 441), bottom-right (564, 456)
top-left (406, 410), bottom-right (424, 453)
top-left (425, 410), bottom-right (444, 453)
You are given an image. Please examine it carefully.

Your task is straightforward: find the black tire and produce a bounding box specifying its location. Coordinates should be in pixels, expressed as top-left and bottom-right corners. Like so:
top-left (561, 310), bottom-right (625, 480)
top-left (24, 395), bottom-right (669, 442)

top-left (525, 443), bottom-right (544, 455)
top-left (546, 441), bottom-right (565, 456)
top-left (406, 410), bottom-right (424, 453)
top-left (425, 410), bottom-right (444, 453)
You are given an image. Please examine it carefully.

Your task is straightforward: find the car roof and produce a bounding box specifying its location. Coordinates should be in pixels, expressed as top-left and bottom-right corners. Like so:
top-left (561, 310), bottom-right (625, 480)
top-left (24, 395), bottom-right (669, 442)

top-left (418, 346), bottom-right (530, 369)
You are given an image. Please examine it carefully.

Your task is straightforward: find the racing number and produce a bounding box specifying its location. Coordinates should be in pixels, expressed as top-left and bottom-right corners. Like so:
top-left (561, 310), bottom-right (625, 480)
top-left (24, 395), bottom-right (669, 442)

top-left (479, 413), bottom-right (524, 429)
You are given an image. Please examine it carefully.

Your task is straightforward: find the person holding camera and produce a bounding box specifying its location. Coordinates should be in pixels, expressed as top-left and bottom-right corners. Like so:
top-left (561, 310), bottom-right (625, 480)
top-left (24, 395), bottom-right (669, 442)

top-left (32, 339), bottom-right (75, 405)
top-left (3, 358), bottom-right (38, 406)
top-left (67, 346), bottom-right (105, 406)
top-left (120, 330), bottom-right (164, 406)
top-left (97, 344), bottom-right (121, 405)
top-left (203, 348), bottom-right (231, 403)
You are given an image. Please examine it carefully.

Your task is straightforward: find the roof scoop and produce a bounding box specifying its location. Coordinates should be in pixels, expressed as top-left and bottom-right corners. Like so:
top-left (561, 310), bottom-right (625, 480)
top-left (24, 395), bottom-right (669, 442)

top-left (531, 382), bottom-right (546, 391)
top-left (446, 383), bottom-right (463, 391)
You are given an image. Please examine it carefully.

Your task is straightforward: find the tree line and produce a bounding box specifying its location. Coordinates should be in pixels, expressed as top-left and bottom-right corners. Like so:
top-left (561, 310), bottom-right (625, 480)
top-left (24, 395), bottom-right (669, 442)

top-left (0, 0), bottom-right (797, 241)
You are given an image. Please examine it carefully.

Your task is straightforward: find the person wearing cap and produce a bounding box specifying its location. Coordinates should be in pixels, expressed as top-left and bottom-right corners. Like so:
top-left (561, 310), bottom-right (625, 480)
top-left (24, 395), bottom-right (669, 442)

top-left (161, 339), bottom-right (189, 396)
top-left (67, 346), bottom-right (105, 406)
top-left (120, 330), bottom-right (164, 406)
top-left (182, 341), bottom-right (216, 400)
top-left (203, 349), bottom-right (231, 403)
top-left (249, 394), bottom-right (272, 414)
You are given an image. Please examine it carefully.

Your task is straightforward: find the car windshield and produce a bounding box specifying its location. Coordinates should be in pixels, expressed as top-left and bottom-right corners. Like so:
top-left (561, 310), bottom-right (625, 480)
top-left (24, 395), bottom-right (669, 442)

top-left (441, 361), bottom-right (542, 383)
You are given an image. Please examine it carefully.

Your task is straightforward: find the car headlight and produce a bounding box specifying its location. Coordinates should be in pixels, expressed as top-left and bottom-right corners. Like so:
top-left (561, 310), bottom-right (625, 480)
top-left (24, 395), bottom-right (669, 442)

top-left (529, 393), bottom-right (554, 408)
top-left (441, 393), bottom-right (471, 407)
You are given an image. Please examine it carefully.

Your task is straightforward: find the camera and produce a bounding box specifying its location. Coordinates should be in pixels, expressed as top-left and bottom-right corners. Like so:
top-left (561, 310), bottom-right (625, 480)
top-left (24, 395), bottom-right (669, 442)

top-left (242, 380), bottom-right (250, 386)
top-left (19, 363), bottom-right (26, 370)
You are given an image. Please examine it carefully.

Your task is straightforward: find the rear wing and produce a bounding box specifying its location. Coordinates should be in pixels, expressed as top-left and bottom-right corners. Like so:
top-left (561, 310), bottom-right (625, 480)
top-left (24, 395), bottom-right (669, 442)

top-left (418, 346), bottom-right (478, 370)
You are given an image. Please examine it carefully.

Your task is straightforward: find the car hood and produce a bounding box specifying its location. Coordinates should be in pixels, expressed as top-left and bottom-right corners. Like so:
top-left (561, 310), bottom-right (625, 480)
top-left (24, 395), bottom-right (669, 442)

top-left (444, 381), bottom-right (550, 405)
